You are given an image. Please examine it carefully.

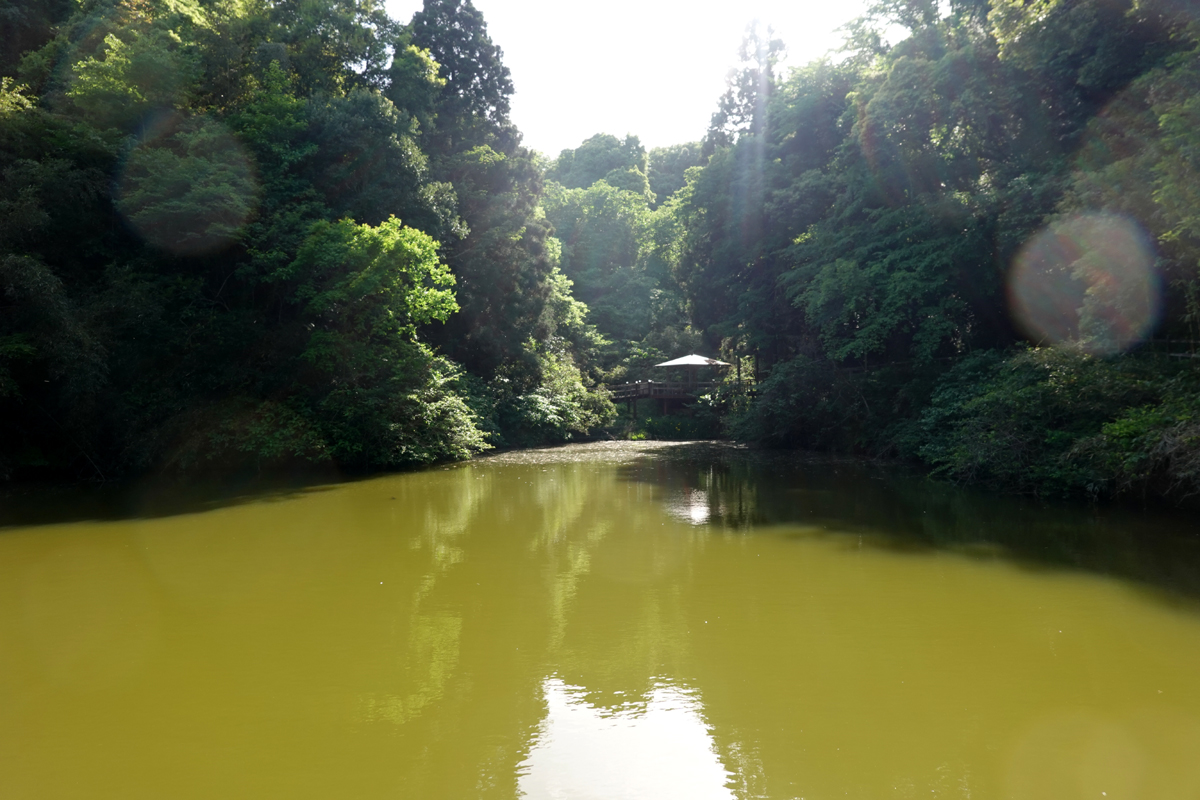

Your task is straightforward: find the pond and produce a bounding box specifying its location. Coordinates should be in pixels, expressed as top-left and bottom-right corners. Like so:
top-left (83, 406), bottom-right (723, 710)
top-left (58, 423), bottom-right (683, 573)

top-left (1, 441), bottom-right (1198, 799)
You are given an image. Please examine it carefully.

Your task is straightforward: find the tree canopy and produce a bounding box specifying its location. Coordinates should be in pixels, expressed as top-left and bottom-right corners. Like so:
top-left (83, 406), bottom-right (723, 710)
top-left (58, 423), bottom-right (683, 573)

top-left (0, 0), bottom-right (613, 480)
top-left (3, 0), bottom-right (1199, 499)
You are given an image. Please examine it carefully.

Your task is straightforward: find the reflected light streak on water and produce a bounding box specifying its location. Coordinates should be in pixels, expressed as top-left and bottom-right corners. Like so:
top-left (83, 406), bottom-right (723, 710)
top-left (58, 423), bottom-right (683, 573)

top-left (667, 488), bottom-right (714, 525)
top-left (519, 678), bottom-right (734, 800)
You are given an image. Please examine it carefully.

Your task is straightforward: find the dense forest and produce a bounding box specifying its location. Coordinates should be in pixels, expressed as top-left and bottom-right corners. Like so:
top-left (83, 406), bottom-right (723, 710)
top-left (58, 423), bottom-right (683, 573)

top-left (2, 0), bottom-right (1199, 501)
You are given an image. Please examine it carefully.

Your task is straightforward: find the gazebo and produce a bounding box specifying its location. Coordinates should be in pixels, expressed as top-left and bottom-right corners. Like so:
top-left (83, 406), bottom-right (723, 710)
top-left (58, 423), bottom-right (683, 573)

top-left (654, 353), bottom-right (730, 387)
top-left (607, 354), bottom-right (731, 416)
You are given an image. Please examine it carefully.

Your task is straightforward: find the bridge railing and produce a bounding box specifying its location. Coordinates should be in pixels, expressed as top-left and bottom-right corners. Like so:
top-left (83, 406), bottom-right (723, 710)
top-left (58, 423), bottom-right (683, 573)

top-left (606, 380), bottom-right (722, 401)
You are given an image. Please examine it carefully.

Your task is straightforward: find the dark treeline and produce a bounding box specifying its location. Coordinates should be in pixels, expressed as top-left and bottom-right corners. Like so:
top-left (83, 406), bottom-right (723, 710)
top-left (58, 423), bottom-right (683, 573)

top-left (544, 0), bottom-right (1200, 501)
top-left (0, 0), bottom-right (615, 480)
top-left (3, 0), bottom-right (1199, 500)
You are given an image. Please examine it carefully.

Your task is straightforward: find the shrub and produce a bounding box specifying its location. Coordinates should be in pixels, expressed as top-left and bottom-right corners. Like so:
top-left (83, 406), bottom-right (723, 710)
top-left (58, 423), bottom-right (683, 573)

top-left (725, 356), bottom-right (941, 453)
top-left (916, 347), bottom-right (1197, 498)
top-left (478, 342), bottom-right (617, 448)
top-left (1074, 387), bottom-right (1200, 499)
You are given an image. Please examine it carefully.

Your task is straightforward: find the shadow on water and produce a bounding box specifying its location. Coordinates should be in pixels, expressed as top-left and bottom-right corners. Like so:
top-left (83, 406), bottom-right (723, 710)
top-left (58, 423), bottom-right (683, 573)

top-left (617, 441), bottom-right (1200, 603)
top-left (0, 469), bottom-right (358, 529)
top-left (4, 439), bottom-right (1198, 605)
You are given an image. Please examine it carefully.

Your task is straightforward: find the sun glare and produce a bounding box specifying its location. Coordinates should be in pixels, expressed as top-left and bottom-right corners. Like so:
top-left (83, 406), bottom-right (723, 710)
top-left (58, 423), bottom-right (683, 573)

top-left (385, 0), bottom-right (873, 154)
top-left (519, 678), bottom-right (734, 800)
top-left (1008, 213), bottom-right (1162, 355)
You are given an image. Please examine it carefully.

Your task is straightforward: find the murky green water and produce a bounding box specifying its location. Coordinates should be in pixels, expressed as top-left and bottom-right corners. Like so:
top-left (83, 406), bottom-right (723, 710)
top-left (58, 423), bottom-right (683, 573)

top-left (2, 441), bottom-right (1199, 800)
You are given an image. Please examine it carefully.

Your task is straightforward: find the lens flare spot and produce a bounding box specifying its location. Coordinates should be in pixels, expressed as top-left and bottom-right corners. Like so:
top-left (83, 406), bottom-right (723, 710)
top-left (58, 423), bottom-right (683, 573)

top-left (1008, 213), bottom-right (1161, 355)
top-left (117, 113), bottom-right (259, 256)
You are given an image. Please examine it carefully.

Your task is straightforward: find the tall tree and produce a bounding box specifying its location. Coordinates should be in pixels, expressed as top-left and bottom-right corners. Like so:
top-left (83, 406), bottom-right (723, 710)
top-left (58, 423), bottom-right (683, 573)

top-left (409, 0), bottom-right (515, 151)
top-left (403, 0), bottom-right (558, 382)
top-left (704, 22), bottom-right (785, 154)
top-left (268, 0), bottom-right (397, 96)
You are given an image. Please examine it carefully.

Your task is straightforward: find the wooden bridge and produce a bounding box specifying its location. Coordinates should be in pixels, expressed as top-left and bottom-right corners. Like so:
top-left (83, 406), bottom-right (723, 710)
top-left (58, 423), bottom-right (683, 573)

top-left (607, 380), bottom-right (721, 401)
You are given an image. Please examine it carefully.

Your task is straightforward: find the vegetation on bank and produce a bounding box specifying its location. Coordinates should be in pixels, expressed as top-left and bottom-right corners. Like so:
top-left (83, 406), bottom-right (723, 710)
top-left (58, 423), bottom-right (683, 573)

top-left (730, 348), bottom-right (1200, 499)
top-left (3, 0), bottom-right (1199, 501)
top-left (0, 0), bottom-right (617, 479)
top-left (542, 0), bottom-right (1200, 502)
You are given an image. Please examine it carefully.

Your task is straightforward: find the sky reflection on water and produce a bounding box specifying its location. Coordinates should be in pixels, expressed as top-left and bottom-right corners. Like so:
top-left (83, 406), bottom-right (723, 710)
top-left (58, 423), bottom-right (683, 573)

top-left (520, 678), bottom-right (733, 800)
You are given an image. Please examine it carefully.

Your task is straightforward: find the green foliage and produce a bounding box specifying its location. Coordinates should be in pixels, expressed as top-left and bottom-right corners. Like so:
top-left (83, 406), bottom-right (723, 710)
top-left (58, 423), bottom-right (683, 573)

top-left (667, 56), bottom-right (859, 364)
top-left (484, 342), bottom-right (616, 448)
top-left (0, 333), bottom-right (35, 397)
top-left (989, 0), bottom-right (1179, 105)
top-left (541, 131), bottom-right (703, 398)
top-left (303, 341), bottom-right (489, 468)
top-left (5, 0), bottom-right (1199, 494)
top-left (0, 0), bottom-right (612, 481)
top-left (786, 197), bottom-right (991, 362)
top-left (1076, 388), bottom-right (1200, 499)
top-left (1059, 41), bottom-right (1200, 346)
top-left (292, 216), bottom-right (457, 334)
top-left (548, 133), bottom-right (649, 194)
top-left (0, 0), bottom-right (72, 79)
top-left (162, 397), bottom-right (331, 472)
top-left (641, 413), bottom-right (721, 441)
top-left (600, 166), bottom-right (652, 200)
top-left (654, 0), bottom-right (1200, 501)
top-left (0, 100), bottom-right (118, 425)
top-left (303, 89), bottom-right (455, 233)
top-left (226, 61), bottom-right (326, 282)
top-left (646, 142), bottom-right (703, 208)
top-left (0, 78), bottom-right (34, 114)
top-left (537, 264), bottom-right (608, 374)
top-left (631, 392), bottom-right (726, 442)
top-left (117, 114), bottom-right (258, 256)
top-left (409, 0), bottom-right (514, 147)
top-left (268, 0), bottom-right (397, 96)
top-left (384, 35), bottom-right (445, 132)
top-left (67, 27), bottom-right (199, 127)
top-left (543, 179), bottom-right (654, 342)
top-left (280, 216), bottom-right (475, 467)
top-left (914, 349), bottom-right (1184, 496)
top-left (704, 22), bottom-right (785, 152)
top-left (425, 142), bottom-right (557, 376)
top-left (726, 355), bottom-right (941, 454)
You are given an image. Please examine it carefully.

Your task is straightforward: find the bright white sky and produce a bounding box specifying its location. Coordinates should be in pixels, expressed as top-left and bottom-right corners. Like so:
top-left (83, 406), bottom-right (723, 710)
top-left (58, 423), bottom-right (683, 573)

top-left (384, 0), bottom-right (873, 156)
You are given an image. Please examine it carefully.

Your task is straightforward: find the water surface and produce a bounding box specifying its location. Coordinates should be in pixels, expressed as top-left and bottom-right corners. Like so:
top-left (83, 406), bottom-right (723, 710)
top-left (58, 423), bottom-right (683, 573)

top-left (1, 442), bottom-right (1198, 799)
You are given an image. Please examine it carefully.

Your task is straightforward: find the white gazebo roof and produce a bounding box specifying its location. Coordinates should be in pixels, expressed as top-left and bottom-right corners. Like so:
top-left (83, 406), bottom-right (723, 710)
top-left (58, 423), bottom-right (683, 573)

top-left (654, 354), bottom-right (730, 367)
